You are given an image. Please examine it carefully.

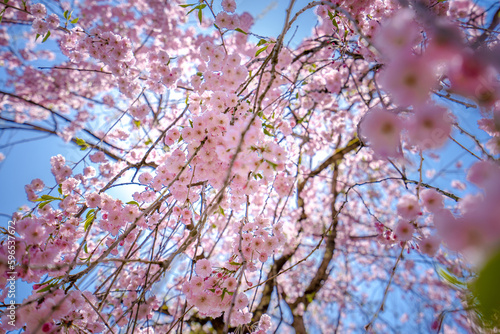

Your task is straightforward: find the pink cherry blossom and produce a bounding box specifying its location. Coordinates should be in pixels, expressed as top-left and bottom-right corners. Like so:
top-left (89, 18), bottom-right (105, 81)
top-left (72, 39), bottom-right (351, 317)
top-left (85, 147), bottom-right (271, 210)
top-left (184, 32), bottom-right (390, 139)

top-left (419, 235), bottom-right (441, 257)
top-left (397, 195), bottom-right (421, 220)
top-left (379, 54), bottom-right (439, 107)
top-left (195, 259), bottom-right (212, 278)
top-left (47, 14), bottom-right (60, 29)
top-left (420, 189), bottom-right (444, 213)
top-left (466, 160), bottom-right (500, 190)
top-left (359, 107), bottom-right (403, 158)
top-left (222, 0), bottom-right (237, 13)
top-left (30, 3), bottom-right (47, 19)
top-left (32, 19), bottom-right (49, 35)
top-left (406, 104), bottom-right (453, 150)
top-left (373, 8), bottom-right (421, 57)
top-left (394, 221), bottom-right (415, 242)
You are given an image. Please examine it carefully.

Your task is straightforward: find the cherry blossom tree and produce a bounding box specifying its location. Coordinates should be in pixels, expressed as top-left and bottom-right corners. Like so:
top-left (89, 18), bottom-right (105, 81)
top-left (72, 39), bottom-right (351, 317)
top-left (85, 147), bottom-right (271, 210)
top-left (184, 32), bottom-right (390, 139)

top-left (1, 0), bottom-right (500, 333)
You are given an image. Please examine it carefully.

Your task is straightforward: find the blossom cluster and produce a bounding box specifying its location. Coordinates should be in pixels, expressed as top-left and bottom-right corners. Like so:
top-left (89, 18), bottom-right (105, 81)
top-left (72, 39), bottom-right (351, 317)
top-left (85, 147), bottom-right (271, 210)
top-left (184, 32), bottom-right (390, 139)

top-left (434, 161), bottom-right (500, 252)
top-left (1, 289), bottom-right (105, 333)
top-left (182, 217), bottom-right (284, 328)
top-left (359, 8), bottom-right (499, 158)
top-left (30, 3), bottom-right (59, 36)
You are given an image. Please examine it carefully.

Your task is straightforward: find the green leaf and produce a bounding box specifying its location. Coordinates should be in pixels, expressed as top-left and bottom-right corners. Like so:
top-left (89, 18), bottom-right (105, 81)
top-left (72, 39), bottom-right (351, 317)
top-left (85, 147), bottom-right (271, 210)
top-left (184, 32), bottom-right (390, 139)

top-left (179, 3), bottom-right (196, 8)
top-left (229, 261), bottom-right (242, 266)
top-left (36, 195), bottom-right (61, 201)
top-left (266, 160), bottom-right (277, 170)
top-left (437, 267), bottom-right (466, 288)
top-left (186, 5), bottom-right (198, 15)
top-left (263, 128), bottom-right (273, 137)
top-left (134, 120), bottom-right (141, 127)
top-left (197, 7), bottom-right (202, 24)
top-left (84, 213), bottom-right (95, 231)
top-left (84, 219), bottom-right (92, 232)
top-left (76, 137), bottom-right (88, 150)
top-left (331, 18), bottom-right (339, 30)
top-left (126, 201), bottom-right (140, 206)
top-left (86, 209), bottom-right (95, 218)
top-left (70, 17), bottom-right (79, 24)
top-left (473, 249), bottom-right (500, 326)
top-left (84, 243), bottom-right (88, 254)
top-left (218, 205), bottom-right (225, 216)
top-left (63, 10), bottom-right (68, 19)
top-left (36, 285), bottom-right (54, 293)
top-left (255, 45), bottom-right (268, 57)
top-left (35, 33), bottom-right (40, 42)
top-left (189, 119), bottom-right (193, 128)
top-left (39, 200), bottom-right (52, 209)
top-left (257, 39), bottom-right (267, 46)
top-left (235, 28), bottom-right (247, 34)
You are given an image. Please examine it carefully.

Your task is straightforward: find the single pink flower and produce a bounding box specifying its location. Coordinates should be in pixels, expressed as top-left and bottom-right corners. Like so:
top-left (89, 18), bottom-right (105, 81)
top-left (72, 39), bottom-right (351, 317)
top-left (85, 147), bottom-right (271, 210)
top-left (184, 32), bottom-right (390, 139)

top-left (420, 235), bottom-right (441, 257)
top-left (379, 54), bottom-right (438, 107)
top-left (222, 0), bottom-right (237, 13)
top-left (420, 189), bottom-right (444, 213)
top-left (359, 107), bottom-right (403, 158)
top-left (394, 221), bottom-right (415, 242)
top-left (467, 160), bottom-right (500, 190)
top-left (195, 259), bottom-right (212, 278)
top-left (30, 3), bottom-right (47, 18)
top-left (397, 195), bottom-right (421, 220)
top-left (406, 104), bottom-right (453, 150)
top-left (373, 8), bottom-right (421, 57)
